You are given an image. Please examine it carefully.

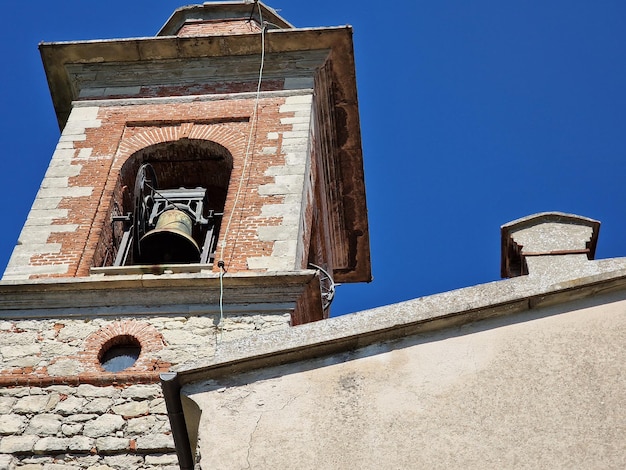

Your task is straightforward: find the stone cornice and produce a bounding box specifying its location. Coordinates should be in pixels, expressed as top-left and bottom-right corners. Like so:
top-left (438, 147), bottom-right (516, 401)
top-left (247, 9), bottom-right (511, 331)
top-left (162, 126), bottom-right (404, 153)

top-left (39, 27), bottom-right (356, 129)
top-left (175, 262), bottom-right (626, 385)
top-left (0, 270), bottom-right (318, 320)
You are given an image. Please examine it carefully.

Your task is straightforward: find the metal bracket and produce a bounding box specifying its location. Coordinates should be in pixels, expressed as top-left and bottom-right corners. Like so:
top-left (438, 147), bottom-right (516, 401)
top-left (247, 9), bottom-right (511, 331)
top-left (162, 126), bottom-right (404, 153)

top-left (110, 163), bottom-right (223, 267)
top-left (309, 263), bottom-right (336, 311)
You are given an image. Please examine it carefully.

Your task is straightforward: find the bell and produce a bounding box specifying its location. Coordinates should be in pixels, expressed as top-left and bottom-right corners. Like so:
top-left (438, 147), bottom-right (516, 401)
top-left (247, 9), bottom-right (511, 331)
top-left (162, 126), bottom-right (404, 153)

top-left (139, 209), bottom-right (201, 264)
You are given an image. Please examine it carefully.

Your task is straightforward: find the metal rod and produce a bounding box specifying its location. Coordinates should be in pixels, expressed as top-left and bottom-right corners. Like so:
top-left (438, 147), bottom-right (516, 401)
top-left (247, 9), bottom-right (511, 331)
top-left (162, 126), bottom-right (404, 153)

top-left (113, 229), bottom-right (132, 267)
top-left (523, 249), bottom-right (590, 256)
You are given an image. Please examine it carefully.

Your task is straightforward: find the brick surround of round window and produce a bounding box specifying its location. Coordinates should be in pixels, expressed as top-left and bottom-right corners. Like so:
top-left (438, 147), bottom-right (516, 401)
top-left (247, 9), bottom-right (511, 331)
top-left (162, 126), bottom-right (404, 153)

top-left (81, 320), bottom-right (167, 374)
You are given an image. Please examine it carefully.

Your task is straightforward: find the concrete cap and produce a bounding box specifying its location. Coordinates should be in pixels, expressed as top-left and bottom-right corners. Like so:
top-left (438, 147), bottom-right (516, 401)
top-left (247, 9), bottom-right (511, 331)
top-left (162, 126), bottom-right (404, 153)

top-left (501, 212), bottom-right (600, 278)
top-left (158, 1), bottom-right (294, 36)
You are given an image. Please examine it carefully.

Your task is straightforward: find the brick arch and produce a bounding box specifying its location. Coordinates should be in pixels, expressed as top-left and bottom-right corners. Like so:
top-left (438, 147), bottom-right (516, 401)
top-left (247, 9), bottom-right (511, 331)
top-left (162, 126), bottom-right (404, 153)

top-left (80, 320), bottom-right (167, 373)
top-left (91, 125), bottom-right (244, 269)
top-left (115, 122), bottom-right (249, 164)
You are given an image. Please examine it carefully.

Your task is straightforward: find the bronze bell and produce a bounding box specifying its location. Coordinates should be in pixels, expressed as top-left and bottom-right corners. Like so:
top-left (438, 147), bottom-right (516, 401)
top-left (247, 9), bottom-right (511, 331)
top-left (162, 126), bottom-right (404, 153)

top-left (139, 209), bottom-right (201, 264)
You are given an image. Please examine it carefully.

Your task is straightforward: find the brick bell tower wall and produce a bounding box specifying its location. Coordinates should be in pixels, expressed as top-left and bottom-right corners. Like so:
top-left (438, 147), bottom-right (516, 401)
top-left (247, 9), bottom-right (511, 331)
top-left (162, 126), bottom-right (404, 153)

top-left (4, 90), bottom-right (316, 279)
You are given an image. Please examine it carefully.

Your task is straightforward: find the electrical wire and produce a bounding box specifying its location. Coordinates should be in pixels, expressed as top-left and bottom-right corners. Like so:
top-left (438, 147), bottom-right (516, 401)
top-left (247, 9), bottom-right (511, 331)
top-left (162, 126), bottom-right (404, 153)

top-left (218, 2), bottom-right (266, 266)
top-left (218, 261), bottom-right (226, 333)
top-left (216, 1), bottom-right (266, 335)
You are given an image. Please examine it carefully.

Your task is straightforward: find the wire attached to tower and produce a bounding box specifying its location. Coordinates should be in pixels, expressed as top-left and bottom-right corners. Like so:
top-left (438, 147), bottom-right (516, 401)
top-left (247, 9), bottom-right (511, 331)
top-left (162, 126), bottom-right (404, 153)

top-left (216, 1), bottom-right (267, 332)
top-left (217, 260), bottom-right (226, 334)
top-left (218, 1), bottom-right (266, 267)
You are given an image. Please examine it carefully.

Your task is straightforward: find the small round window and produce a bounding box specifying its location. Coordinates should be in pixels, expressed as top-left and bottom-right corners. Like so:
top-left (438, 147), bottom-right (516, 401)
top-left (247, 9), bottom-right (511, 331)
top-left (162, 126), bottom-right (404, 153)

top-left (99, 335), bottom-right (141, 372)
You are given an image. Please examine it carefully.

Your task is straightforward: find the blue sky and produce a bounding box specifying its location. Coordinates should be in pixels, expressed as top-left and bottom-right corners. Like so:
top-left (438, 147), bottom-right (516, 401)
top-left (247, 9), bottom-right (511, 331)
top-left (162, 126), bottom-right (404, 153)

top-left (1, 1), bottom-right (626, 316)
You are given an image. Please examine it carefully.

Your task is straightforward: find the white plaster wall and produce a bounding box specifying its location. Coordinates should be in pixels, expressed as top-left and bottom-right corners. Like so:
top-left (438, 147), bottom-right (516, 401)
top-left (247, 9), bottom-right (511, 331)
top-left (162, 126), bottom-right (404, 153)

top-left (188, 292), bottom-right (626, 469)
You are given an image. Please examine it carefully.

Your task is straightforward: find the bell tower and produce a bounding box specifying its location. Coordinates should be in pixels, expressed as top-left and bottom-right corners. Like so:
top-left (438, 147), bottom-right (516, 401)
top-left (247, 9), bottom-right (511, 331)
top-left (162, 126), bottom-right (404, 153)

top-left (0, 2), bottom-right (369, 468)
top-left (3, 1), bottom-right (370, 313)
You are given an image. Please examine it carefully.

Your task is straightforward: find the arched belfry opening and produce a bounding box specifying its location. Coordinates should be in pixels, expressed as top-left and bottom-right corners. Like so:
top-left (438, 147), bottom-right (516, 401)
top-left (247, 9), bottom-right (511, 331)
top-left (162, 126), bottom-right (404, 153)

top-left (94, 139), bottom-right (233, 269)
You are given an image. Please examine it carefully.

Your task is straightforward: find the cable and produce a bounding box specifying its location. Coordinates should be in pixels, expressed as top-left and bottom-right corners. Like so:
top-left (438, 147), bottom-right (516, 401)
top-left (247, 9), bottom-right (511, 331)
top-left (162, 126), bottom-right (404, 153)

top-left (216, 2), bottom-right (266, 343)
top-left (247, 0), bottom-right (256, 22)
top-left (144, 183), bottom-right (177, 210)
top-left (217, 260), bottom-right (226, 333)
top-left (218, 3), bottom-right (267, 266)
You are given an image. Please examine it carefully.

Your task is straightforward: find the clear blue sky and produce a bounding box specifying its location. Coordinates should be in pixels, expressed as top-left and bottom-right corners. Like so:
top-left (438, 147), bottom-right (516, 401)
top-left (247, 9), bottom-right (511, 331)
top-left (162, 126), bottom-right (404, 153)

top-left (1, 1), bottom-right (626, 316)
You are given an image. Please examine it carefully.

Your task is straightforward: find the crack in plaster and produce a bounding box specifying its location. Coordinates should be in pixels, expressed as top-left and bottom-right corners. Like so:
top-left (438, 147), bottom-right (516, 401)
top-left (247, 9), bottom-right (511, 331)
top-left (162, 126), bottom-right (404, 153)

top-left (245, 413), bottom-right (262, 469)
top-left (243, 387), bottom-right (310, 468)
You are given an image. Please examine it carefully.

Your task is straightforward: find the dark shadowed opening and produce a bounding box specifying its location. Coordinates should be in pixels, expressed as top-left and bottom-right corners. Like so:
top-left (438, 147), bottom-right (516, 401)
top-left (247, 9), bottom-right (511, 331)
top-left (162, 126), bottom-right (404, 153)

top-left (94, 139), bottom-right (233, 267)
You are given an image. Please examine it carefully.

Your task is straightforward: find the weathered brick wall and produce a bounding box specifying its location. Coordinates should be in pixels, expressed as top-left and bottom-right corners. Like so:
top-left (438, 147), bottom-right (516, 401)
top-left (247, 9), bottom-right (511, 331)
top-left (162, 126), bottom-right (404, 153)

top-left (3, 91), bottom-right (314, 281)
top-left (80, 80), bottom-right (286, 101)
top-left (177, 19), bottom-right (262, 37)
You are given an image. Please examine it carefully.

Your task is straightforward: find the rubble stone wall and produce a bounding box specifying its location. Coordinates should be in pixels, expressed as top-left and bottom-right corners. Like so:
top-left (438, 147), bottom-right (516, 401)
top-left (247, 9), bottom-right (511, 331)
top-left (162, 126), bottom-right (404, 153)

top-left (0, 383), bottom-right (176, 470)
top-left (0, 312), bottom-right (290, 469)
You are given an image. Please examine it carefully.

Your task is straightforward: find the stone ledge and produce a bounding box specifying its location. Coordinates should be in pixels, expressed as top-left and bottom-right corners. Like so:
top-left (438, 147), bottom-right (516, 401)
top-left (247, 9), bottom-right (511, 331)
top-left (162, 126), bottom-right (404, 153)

top-left (0, 371), bottom-right (161, 388)
top-left (176, 262), bottom-right (626, 384)
top-left (0, 270), bottom-right (317, 317)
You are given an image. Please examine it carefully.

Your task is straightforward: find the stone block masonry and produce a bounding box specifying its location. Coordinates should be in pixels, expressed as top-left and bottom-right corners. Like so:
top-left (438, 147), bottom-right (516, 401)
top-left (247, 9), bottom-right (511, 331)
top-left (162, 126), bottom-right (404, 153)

top-left (248, 94), bottom-right (313, 272)
top-left (0, 312), bottom-right (290, 469)
top-left (0, 314), bottom-right (290, 384)
top-left (0, 383), bottom-right (178, 469)
top-left (3, 107), bottom-right (100, 281)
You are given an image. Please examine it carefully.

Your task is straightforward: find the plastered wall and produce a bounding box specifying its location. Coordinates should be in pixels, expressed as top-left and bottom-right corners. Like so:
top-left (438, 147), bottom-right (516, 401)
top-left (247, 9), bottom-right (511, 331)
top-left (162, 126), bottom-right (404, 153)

top-left (186, 291), bottom-right (626, 469)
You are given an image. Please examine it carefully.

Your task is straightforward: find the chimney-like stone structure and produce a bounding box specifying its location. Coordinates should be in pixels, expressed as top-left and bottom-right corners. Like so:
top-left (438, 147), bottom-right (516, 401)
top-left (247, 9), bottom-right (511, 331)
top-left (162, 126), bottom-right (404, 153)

top-left (501, 212), bottom-right (600, 279)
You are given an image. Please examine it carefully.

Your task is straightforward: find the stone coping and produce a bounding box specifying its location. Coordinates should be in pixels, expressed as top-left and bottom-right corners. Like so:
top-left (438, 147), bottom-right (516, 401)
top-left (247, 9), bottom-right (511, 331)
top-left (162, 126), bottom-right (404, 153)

top-left (89, 264), bottom-right (215, 276)
top-left (157, 1), bottom-right (295, 36)
top-left (174, 261), bottom-right (626, 384)
top-left (501, 212), bottom-right (601, 278)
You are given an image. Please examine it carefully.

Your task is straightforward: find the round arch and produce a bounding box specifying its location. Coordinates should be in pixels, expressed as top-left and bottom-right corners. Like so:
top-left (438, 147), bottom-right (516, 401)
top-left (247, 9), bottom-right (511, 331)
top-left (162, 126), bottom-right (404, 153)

top-left (93, 138), bottom-right (234, 268)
